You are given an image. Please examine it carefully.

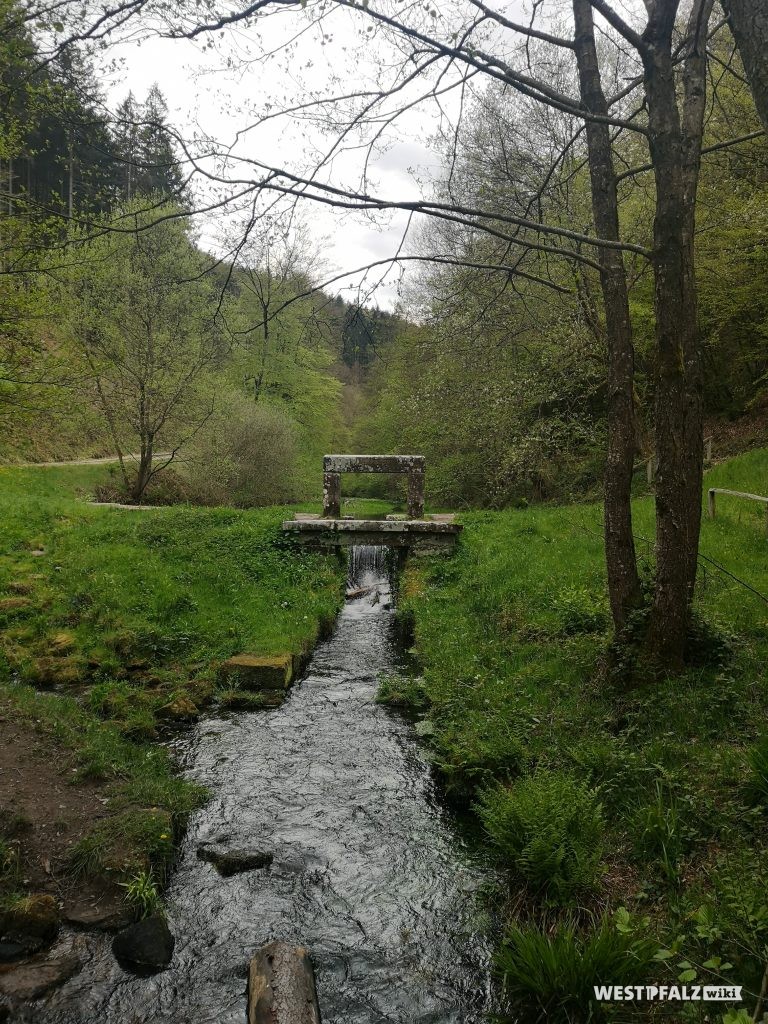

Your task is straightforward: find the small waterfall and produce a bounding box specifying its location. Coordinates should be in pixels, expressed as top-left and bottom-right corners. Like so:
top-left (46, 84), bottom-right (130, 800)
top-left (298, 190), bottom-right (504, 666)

top-left (347, 544), bottom-right (388, 591)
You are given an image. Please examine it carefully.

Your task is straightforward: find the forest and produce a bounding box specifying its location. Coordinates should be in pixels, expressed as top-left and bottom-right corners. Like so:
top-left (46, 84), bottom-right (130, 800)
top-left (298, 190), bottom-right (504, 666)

top-left (1, 0), bottom-right (768, 1022)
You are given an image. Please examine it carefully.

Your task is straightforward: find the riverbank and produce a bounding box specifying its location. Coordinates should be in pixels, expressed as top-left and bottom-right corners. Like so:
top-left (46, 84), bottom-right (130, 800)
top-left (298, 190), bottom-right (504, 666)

top-left (396, 447), bottom-right (768, 1022)
top-left (0, 464), bottom-right (345, 962)
top-left (20, 544), bottom-right (493, 1024)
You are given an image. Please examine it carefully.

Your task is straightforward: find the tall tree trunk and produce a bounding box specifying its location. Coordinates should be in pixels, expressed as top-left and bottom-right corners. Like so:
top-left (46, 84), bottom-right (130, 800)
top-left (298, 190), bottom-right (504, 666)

top-left (642, 2), bottom-right (710, 671)
top-left (572, 0), bottom-right (642, 632)
top-left (722, 0), bottom-right (768, 131)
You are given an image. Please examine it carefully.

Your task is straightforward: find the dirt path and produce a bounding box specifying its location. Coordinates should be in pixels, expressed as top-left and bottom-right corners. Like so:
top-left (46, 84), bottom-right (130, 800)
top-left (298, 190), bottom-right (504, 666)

top-left (0, 711), bottom-right (123, 921)
top-left (8, 454), bottom-right (174, 468)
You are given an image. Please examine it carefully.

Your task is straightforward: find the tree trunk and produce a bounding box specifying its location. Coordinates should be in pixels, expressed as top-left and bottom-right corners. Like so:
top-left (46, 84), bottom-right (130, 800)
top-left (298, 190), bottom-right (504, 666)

top-left (67, 137), bottom-right (74, 220)
top-left (134, 437), bottom-right (154, 503)
top-left (722, 0), bottom-right (768, 131)
top-left (642, 6), bottom-right (709, 671)
top-left (572, 0), bottom-right (642, 632)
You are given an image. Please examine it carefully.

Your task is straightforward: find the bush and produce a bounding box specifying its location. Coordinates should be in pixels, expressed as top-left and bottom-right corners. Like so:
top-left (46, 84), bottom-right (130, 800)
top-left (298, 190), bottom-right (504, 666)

top-left (496, 914), bottom-right (657, 1023)
top-left (477, 771), bottom-right (604, 900)
top-left (186, 398), bottom-right (300, 507)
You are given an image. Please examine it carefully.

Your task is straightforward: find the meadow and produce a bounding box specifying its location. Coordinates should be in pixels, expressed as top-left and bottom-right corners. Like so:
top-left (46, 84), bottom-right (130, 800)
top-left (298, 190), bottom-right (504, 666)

top-left (392, 449), bottom-right (768, 1022)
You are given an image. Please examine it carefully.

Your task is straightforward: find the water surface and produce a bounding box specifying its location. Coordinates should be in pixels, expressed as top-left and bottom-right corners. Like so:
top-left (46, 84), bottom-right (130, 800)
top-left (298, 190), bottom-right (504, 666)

top-left (35, 546), bottom-right (493, 1023)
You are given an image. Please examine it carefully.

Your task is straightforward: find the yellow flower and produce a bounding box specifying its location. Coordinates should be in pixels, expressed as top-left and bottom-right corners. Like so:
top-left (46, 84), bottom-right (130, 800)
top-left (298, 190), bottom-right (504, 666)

top-left (160, 833), bottom-right (169, 840)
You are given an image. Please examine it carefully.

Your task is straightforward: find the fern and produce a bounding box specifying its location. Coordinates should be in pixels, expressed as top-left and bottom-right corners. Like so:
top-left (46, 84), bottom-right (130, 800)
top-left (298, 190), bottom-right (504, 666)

top-left (477, 770), bottom-right (604, 901)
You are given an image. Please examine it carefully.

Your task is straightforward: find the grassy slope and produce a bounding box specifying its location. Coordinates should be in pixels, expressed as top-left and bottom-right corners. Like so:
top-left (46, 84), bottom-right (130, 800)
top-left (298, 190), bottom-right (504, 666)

top-left (400, 449), bottom-right (768, 1017)
top-left (0, 465), bottom-right (343, 667)
top-left (0, 464), bottom-right (345, 896)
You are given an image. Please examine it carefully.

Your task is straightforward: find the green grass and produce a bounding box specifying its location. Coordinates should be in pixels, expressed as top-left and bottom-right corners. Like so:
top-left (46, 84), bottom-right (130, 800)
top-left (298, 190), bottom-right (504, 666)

top-left (0, 463), bottom-right (346, 888)
top-left (0, 465), bottom-right (344, 672)
top-left (402, 448), bottom-right (768, 1020)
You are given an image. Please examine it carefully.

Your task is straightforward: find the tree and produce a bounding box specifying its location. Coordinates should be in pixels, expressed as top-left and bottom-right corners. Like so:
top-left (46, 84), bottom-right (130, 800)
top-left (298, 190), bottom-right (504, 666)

top-left (226, 219), bottom-right (344, 476)
top-left (13, 0), bottom-right (768, 671)
top-left (723, 0), bottom-right (768, 131)
top-left (61, 199), bottom-right (225, 501)
top-left (112, 87), bottom-right (185, 203)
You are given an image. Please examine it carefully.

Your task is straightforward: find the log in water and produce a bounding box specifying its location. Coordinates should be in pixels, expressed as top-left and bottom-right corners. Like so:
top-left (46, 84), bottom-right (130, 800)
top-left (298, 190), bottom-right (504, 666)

top-left (32, 545), bottom-right (494, 1023)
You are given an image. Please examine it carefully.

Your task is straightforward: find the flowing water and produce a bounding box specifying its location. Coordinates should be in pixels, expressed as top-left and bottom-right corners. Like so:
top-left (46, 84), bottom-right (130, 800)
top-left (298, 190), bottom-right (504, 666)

top-left (31, 545), bottom-right (494, 1023)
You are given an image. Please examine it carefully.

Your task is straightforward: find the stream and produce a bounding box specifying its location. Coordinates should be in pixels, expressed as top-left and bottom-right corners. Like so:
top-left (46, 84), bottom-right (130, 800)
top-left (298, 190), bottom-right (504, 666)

top-left (34, 545), bottom-right (494, 1023)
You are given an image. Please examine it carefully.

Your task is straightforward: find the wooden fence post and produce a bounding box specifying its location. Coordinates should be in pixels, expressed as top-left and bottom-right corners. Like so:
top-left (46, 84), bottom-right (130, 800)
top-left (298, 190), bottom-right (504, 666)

top-left (708, 488), bottom-right (716, 519)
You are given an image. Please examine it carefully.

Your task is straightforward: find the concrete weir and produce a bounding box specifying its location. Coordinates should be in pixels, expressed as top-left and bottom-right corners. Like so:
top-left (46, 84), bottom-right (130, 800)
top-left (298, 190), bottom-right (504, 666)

top-left (283, 454), bottom-right (462, 555)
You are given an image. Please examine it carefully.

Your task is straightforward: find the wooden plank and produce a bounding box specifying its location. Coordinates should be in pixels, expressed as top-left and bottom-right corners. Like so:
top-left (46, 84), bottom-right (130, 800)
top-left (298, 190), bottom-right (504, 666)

top-left (708, 487), bottom-right (768, 533)
top-left (709, 488), bottom-right (768, 504)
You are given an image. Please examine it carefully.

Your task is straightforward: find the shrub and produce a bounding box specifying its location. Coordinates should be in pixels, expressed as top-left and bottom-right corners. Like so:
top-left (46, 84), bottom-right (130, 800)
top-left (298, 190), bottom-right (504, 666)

top-left (477, 771), bottom-right (604, 900)
top-left (186, 398), bottom-right (300, 507)
top-left (496, 914), bottom-right (657, 1023)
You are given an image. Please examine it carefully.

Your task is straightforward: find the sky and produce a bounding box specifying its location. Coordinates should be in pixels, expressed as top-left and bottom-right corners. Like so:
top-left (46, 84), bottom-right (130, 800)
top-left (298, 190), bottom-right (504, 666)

top-left (101, 7), bottom-right (453, 310)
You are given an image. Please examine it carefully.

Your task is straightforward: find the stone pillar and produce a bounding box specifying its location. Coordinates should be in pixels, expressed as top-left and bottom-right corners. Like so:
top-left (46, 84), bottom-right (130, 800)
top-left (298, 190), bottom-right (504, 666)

top-left (323, 471), bottom-right (341, 518)
top-left (406, 464), bottom-right (425, 519)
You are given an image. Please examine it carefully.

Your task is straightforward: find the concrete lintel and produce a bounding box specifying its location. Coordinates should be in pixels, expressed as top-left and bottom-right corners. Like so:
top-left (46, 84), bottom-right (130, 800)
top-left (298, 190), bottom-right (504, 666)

top-left (282, 519), bottom-right (461, 534)
top-left (323, 454), bottom-right (425, 474)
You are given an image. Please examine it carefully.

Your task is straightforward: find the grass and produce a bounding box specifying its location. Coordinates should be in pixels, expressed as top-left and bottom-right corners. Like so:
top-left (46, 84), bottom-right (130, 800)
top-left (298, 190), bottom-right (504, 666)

top-left (0, 463), bottom-right (346, 890)
top-left (0, 463), bottom-right (344, 703)
top-left (400, 447), bottom-right (768, 1020)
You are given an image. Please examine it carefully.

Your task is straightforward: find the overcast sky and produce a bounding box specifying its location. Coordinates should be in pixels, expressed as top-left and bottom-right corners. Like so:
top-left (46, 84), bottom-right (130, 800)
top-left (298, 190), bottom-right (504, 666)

top-left (102, 7), bottom-right (456, 309)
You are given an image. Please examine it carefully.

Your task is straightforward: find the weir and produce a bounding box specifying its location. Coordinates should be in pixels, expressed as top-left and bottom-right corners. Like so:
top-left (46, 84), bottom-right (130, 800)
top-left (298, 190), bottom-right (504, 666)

top-left (282, 454), bottom-right (462, 555)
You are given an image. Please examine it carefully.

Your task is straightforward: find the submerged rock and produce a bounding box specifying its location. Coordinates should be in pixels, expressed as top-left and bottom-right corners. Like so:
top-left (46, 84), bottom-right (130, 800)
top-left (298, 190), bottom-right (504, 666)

top-left (0, 949), bottom-right (81, 1000)
top-left (112, 915), bottom-right (174, 972)
top-left (196, 843), bottom-right (273, 876)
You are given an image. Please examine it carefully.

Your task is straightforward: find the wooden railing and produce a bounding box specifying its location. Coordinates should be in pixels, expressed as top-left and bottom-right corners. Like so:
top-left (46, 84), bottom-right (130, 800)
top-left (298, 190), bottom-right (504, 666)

top-left (708, 487), bottom-right (768, 534)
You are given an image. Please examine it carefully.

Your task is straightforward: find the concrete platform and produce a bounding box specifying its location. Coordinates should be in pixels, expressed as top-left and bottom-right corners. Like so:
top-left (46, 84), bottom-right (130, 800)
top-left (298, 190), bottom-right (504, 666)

top-left (281, 516), bottom-right (462, 555)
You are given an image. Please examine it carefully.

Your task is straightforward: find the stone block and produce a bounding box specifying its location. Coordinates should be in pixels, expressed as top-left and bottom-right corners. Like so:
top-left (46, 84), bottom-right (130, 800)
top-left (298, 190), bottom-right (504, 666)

top-left (219, 654), bottom-right (293, 691)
